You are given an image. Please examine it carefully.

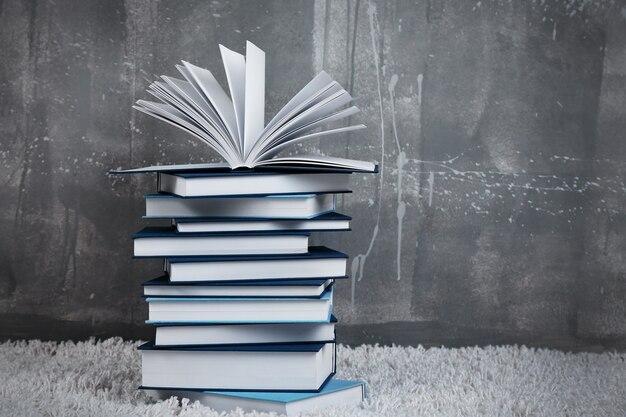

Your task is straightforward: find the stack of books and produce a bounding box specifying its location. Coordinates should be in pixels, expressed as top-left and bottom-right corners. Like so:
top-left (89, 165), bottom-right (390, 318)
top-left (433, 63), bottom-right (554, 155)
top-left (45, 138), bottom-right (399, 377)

top-left (112, 41), bottom-right (376, 415)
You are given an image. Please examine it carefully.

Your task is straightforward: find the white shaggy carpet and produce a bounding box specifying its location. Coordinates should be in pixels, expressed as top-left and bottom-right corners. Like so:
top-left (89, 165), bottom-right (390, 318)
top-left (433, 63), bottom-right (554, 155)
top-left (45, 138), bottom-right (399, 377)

top-left (1, 338), bottom-right (625, 417)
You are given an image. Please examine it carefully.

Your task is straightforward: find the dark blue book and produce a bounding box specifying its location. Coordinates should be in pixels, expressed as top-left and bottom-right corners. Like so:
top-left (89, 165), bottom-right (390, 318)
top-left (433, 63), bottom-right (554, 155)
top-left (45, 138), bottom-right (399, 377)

top-left (144, 193), bottom-right (336, 219)
top-left (133, 226), bottom-right (311, 238)
top-left (152, 315), bottom-right (338, 347)
top-left (143, 275), bottom-right (336, 298)
top-left (139, 341), bottom-right (336, 392)
top-left (174, 212), bottom-right (351, 233)
top-left (133, 226), bottom-right (310, 257)
top-left (141, 378), bottom-right (365, 415)
top-left (164, 246), bottom-right (348, 283)
top-left (144, 286), bottom-right (334, 324)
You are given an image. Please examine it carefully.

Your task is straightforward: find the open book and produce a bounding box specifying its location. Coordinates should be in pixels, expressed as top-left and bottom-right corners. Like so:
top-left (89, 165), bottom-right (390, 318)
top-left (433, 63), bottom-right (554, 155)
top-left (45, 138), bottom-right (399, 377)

top-left (132, 41), bottom-right (375, 172)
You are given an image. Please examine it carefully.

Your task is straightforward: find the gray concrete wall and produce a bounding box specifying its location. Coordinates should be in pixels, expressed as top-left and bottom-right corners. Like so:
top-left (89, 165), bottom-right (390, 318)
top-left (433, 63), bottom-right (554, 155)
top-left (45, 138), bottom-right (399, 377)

top-left (0, 0), bottom-right (624, 350)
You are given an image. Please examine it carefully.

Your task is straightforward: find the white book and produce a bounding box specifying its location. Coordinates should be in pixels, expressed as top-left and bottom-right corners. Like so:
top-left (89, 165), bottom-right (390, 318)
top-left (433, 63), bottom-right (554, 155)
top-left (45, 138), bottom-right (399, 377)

top-left (140, 342), bottom-right (336, 391)
top-left (173, 212), bottom-right (350, 233)
top-left (157, 171), bottom-right (350, 197)
top-left (133, 227), bottom-right (309, 257)
top-left (146, 288), bottom-right (333, 323)
top-left (127, 41), bottom-right (375, 172)
top-left (165, 246), bottom-right (348, 283)
top-left (153, 319), bottom-right (336, 346)
top-left (144, 193), bottom-right (335, 219)
top-left (143, 276), bottom-right (335, 297)
top-left (142, 379), bottom-right (365, 416)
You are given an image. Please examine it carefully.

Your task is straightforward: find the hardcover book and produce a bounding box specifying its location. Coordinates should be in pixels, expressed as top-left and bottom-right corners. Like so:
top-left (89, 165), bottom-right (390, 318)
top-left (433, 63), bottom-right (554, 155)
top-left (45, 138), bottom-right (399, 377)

top-left (143, 193), bottom-right (336, 219)
top-left (132, 227), bottom-right (310, 257)
top-left (142, 379), bottom-right (365, 415)
top-left (140, 342), bottom-right (336, 391)
top-left (152, 316), bottom-right (337, 346)
top-left (157, 171), bottom-right (352, 197)
top-left (143, 276), bottom-right (335, 298)
top-left (164, 246), bottom-right (348, 282)
top-left (172, 212), bottom-right (351, 233)
top-left (145, 286), bottom-right (333, 323)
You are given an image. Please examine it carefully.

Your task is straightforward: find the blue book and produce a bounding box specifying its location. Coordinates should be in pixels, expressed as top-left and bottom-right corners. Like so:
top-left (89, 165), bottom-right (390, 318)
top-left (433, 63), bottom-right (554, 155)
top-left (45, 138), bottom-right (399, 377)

top-left (139, 342), bottom-right (336, 392)
top-left (143, 192), bottom-right (337, 219)
top-left (164, 246), bottom-right (348, 283)
top-left (174, 211), bottom-right (351, 233)
top-left (145, 286), bottom-right (333, 324)
top-left (152, 315), bottom-right (338, 347)
top-left (141, 378), bottom-right (365, 415)
top-left (132, 227), bottom-right (310, 257)
top-left (143, 275), bottom-right (337, 298)
top-left (133, 227), bottom-right (311, 238)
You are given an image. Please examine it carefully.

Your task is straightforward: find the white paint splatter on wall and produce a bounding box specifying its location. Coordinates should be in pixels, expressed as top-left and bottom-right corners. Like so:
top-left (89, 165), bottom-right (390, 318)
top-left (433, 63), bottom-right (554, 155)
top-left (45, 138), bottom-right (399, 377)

top-left (351, 2), bottom-right (386, 305)
top-left (389, 73), bottom-right (406, 280)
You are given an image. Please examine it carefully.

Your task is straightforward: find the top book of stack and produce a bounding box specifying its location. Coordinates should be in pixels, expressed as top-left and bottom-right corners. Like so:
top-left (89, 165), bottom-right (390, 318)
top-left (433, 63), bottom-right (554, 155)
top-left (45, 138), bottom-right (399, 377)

top-left (116, 167), bottom-right (362, 198)
top-left (110, 41), bottom-right (376, 174)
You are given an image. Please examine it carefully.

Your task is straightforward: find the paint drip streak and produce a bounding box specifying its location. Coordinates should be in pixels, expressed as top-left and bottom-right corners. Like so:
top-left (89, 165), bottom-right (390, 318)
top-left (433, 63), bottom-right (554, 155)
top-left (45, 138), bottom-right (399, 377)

top-left (351, 2), bottom-right (385, 306)
top-left (389, 73), bottom-right (405, 281)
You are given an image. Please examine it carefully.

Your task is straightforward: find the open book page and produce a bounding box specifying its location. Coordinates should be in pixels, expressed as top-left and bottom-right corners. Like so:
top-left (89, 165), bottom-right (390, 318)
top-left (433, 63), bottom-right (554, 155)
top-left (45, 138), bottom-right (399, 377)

top-left (111, 162), bottom-right (231, 174)
top-left (284, 89), bottom-right (353, 130)
top-left (148, 81), bottom-right (230, 151)
top-left (180, 61), bottom-right (242, 160)
top-left (254, 155), bottom-right (377, 172)
top-left (255, 124), bottom-right (367, 161)
top-left (163, 74), bottom-right (232, 145)
top-left (246, 81), bottom-right (342, 163)
top-left (130, 42), bottom-right (376, 172)
top-left (260, 90), bottom-right (353, 149)
top-left (262, 71), bottom-right (334, 135)
top-left (134, 101), bottom-right (236, 165)
top-left (263, 106), bottom-right (361, 152)
top-left (247, 88), bottom-right (354, 164)
top-left (243, 41), bottom-right (265, 158)
top-left (219, 45), bottom-right (246, 155)
top-left (251, 106), bottom-right (361, 161)
top-left (131, 108), bottom-right (237, 167)
top-left (135, 100), bottom-right (215, 147)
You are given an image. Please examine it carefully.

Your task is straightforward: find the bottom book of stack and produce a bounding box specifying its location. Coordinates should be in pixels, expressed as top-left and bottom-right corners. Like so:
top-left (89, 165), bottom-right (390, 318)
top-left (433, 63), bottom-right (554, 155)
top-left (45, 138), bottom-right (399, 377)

top-left (142, 379), bottom-right (366, 415)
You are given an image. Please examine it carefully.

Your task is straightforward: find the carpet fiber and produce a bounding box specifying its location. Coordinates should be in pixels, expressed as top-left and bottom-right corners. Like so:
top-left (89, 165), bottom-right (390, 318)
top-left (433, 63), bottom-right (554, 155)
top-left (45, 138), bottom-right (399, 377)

top-left (1, 338), bottom-right (625, 416)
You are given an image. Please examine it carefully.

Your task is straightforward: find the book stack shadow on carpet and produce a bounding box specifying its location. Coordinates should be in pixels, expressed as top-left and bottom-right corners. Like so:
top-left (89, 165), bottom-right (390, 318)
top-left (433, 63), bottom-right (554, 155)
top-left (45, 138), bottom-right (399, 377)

top-left (126, 167), bottom-right (367, 415)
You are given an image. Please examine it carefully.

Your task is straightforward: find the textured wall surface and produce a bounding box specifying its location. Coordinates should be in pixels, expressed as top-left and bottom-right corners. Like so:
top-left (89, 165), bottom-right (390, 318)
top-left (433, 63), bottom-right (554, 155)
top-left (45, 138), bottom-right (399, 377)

top-left (0, 0), bottom-right (624, 350)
